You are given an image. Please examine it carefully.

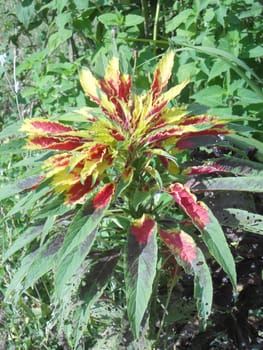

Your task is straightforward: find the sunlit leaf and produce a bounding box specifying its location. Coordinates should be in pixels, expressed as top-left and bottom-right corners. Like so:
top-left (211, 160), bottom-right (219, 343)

top-left (125, 217), bottom-right (157, 337)
top-left (160, 229), bottom-right (212, 327)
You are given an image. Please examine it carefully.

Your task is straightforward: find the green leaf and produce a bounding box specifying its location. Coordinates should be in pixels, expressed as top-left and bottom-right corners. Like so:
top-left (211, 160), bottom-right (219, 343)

top-left (3, 225), bottom-right (44, 262)
top-left (98, 12), bottom-right (123, 26)
top-left (48, 28), bottom-right (73, 53)
top-left (54, 228), bottom-right (98, 299)
top-left (5, 251), bottom-right (38, 301)
top-left (209, 59), bottom-right (229, 81)
top-left (237, 88), bottom-right (263, 105)
top-left (192, 85), bottom-right (225, 107)
top-left (7, 186), bottom-right (50, 217)
top-left (222, 208), bottom-right (263, 235)
top-left (15, 0), bottom-right (35, 29)
top-left (23, 234), bottom-right (64, 291)
top-left (0, 176), bottom-right (40, 201)
top-left (249, 46), bottom-right (263, 58)
top-left (190, 176), bottom-right (263, 193)
top-left (125, 14), bottom-right (144, 27)
top-left (202, 207), bottom-right (236, 288)
top-left (166, 9), bottom-right (195, 33)
top-left (58, 194), bottom-right (113, 262)
top-left (0, 121), bottom-right (23, 140)
top-left (72, 250), bottom-right (120, 349)
top-left (125, 220), bottom-right (158, 337)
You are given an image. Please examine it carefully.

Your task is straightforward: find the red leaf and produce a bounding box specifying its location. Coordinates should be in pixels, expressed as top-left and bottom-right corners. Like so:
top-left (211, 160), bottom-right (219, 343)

top-left (29, 136), bottom-right (83, 150)
top-left (66, 176), bottom-right (98, 204)
top-left (131, 214), bottom-right (156, 245)
top-left (160, 229), bottom-right (197, 264)
top-left (183, 164), bottom-right (225, 176)
top-left (31, 120), bottom-right (74, 133)
top-left (169, 183), bottom-right (210, 229)
top-left (93, 183), bottom-right (115, 209)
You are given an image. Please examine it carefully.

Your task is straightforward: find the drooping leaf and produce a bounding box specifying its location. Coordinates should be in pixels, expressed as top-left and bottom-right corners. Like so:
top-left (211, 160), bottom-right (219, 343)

top-left (183, 157), bottom-right (263, 177)
top-left (3, 224), bottom-right (44, 262)
top-left (72, 249), bottom-right (120, 349)
top-left (169, 183), bottom-right (236, 287)
top-left (22, 234), bottom-right (65, 292)
top-left (54, 228), bottom-right (98, 299)
top-left (0, 176), bottom-right (41, 201)
top-left (222, 208), bottom-right (263, 235)
top-left (190, 176), bottom-right (263, 193)
top-left (5, 233), bottom-right (63, 300)
top-left (57, 183), bottom-right (115, 262)
top-left (125, 216), bottom-right (157, 337)
top-left (160, 229), bottom-right (212, 327)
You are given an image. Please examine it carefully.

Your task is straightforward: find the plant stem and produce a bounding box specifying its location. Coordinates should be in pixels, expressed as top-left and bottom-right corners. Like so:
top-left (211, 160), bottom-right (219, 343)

top-left (141, 0), bottom-right (149, 38)
top-left (153, 0), bottom-right (161, 43)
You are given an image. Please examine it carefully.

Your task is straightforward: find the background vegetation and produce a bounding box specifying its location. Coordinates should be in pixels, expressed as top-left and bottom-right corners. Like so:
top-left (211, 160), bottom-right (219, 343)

top-left (0, 0), bottom-right (262, 349)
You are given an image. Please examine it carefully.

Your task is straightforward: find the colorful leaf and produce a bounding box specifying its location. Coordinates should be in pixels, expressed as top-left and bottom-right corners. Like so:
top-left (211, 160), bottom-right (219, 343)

top-left (169, 183), bottom-right (236, 287)
top-left (160, 229), bottom-right (213, 326)
top-left (57, 186), bottom-right (114, 263)
top-left (125, 217), bottom-right (158, 337)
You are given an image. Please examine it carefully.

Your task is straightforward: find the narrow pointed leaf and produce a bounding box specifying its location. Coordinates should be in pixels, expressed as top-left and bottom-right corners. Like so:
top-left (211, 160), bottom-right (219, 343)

top-left (183, 157), bottom-right (263, 176)
top-left (169, 183), bottom-right (236, 287)
top-left (72, 250), bottom-right (120, 349)
top-left (3, 225), bottom-right (44, 262)
top-left (222, 208), bottom-right (263, 235)
top-left (23, 234), bottom-right (64, 291)
top-left (160, 229), bottom-right (212, 327)
top-left (0, 176), bottom-right (40, 201)
top-left (190, 176), bottom-right (263, 193)
top-left (58, 183), bottom-right (115, 261)
top-left (54, 228), bottom-right (97, 298)
top-left (125, 216), bottom-right (158, 337)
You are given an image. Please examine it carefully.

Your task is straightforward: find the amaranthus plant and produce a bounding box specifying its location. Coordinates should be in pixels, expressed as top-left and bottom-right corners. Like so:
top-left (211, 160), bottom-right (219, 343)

top-left (2, 51), bottom-right (263, 347)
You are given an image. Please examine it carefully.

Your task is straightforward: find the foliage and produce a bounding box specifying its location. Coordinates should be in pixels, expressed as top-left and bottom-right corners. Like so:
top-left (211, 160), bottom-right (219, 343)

top-left (0, 0), bottom-right (263, 349)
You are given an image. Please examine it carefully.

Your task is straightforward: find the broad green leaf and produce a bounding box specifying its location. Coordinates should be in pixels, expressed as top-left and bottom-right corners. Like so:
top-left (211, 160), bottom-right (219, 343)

top-left (169, 183), bottom-right (236, 287)
top-left (190, 176), bottom-right (263, 193)
top-left (3, 225), bottom-right (44, 262)
top-left (125, 14), bottom-right (144, 27)
top-left (166, 9), bottom-right (195, 33)
top-left (72, 250), bottom-right (120, 349)
top-left (209, 59), bottom-right (229, 81)
top-left (249, 46), bottom-right (263, 58)
top-left (48, 28), bottom-right (73, 53)
top-left (54, 228), bottom-right (97, 298)
top-left (15, 1), bottom-right (35, 29)
top-left (160, 229), bottom-right (212, 327)
top-left (192, 85), bottom-right (225, 107)
top-left (98, 12), bottom-right (123, 26)
top-left (125, 217), bottom-right (157, 337)
top-left (237, 88), bottom-right (263, 105)
top-left (222, 208), bottom-right (263, 235)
